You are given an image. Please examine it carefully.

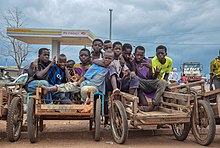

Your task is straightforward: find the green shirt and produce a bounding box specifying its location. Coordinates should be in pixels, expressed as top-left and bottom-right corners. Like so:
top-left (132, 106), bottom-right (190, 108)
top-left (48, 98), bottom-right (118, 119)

top-left (152, 56), bottom-right (172, 80)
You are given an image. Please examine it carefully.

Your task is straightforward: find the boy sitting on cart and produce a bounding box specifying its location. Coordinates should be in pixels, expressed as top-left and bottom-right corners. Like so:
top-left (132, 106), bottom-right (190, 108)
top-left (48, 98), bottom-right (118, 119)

top-left (47, 53), bottom-right (73, 104)
top-left (26, 48), bottom-right (56, 104)
top-left (42, 50), bottom-right (120, 112)
top-left (134, 46), bottom-right (167, 112)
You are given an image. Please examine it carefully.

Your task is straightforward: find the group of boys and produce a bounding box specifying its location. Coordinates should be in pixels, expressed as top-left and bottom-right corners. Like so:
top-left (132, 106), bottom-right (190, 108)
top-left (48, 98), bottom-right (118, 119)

top-left (26, 39), bottom-right (173, 128)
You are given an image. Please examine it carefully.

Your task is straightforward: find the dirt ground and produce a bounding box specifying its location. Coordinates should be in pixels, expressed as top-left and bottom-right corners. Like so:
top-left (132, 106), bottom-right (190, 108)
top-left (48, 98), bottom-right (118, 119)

top-left (0, 120), bottom-right (220, 148)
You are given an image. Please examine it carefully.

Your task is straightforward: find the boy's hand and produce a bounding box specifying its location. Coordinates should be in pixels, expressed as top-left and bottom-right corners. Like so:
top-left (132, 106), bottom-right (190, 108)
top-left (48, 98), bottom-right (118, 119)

top-left (141, 61), bottom-right (152, 68)
top-left (129, 54), bottom-right (135, 63)
top-left (50, 56), bottom-right (56, 67)
top-left (155, 66), bottom-right (161, 73)
top-left (130, 71), bottom-right (136, 79)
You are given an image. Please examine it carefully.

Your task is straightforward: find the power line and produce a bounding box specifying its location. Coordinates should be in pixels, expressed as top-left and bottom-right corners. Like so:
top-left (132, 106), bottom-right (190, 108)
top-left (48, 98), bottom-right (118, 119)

top-left (96, 35), bottom-right (220, 46)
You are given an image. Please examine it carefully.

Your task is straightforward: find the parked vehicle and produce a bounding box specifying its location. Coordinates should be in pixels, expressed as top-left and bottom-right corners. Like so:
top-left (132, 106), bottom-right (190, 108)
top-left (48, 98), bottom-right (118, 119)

top-left (180, 62), bottom-right (202, 82)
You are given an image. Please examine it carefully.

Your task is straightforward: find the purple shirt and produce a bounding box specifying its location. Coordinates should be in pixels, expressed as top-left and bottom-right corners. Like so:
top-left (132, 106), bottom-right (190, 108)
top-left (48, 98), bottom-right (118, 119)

top-left (135, 58), bottom-right (152, 80)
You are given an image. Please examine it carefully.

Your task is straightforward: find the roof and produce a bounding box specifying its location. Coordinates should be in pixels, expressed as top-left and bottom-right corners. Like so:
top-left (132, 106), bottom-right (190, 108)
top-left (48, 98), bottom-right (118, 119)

top-left (7, 28), bottom-right (96, 46)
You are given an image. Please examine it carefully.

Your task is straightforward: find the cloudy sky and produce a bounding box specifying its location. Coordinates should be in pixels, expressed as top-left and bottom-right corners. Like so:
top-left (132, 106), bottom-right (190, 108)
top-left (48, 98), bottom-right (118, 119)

top-left (0, 0), bottom-right (220, 74)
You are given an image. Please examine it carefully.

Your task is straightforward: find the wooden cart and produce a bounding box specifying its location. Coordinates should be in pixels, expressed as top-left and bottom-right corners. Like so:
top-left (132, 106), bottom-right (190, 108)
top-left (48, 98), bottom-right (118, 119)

top-left (110, 82), bottom-right (215, 146)
top-left (27, 87), bottom-right (104, 143)
top-left (170, 80), bottom-right (219, 146)
top-left (0, 82), bottom-right (25, 142)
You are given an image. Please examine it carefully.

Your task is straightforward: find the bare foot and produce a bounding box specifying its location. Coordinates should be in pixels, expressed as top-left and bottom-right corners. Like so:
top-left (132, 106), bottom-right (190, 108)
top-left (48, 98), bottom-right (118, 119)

top-left (81, 102), bottom-right (93, 113)
top-left (113, 88), bottom-right (120, 100)
top-left (41, 86), bottom-right (48, 95)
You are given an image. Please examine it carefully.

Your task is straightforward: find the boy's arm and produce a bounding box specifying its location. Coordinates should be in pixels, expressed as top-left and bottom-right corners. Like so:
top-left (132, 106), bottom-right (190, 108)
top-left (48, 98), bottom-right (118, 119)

top-left (164, 73), bottom-right (169, 81)
top-left (76, 76), bottom-right (85, 86)
top-left (65, 67), bottom-right (72, 82)
top-left (111, 74), bottom-right (118, 90)
top-left (93, 59), bottom-right (107, 67)
top-left (36, 56), bottom-right (56, 79)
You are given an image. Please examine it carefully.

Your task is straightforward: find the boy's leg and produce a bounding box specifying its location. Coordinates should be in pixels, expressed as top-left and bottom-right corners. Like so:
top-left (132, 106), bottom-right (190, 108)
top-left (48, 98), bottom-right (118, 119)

top-left (81, 86), bottom-right (98, 104)
top-left (28, 80), bottom-right (52, 104)
top-left (129, 76), bottom-right (139, 95)
top-left (42, 82), bottom-right (80, 94)
top-left (153, 80), bottom-right (167, 105)
top-left (53, 92), bottom-right (72, 104)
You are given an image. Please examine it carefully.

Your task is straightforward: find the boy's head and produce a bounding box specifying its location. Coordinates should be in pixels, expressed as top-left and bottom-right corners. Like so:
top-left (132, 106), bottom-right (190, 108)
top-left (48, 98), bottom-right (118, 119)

top-left (103, 40), bottom-right (112, 51)
top-left (58, 54), bottom-right (67, 70)
top-left (92, 39), bottom-right (103, 52)
top-left (38, 48), bottom-right (50, 63)
top-left (134, 46), bottom-right (145, 63)
top-left (113, 41), bottom-right (122, 57)
top-left (156, 45), bottom-right (167, 61)
top-left (122, 43), bottom-right (132, 60)
top-left (103, 50), bottom-right (114, 66)
top-left (79, 48), bottom-right (91, 64)
top-left (67, 60), bottom-right (75, 70)
top-left (119, 54), bottom-right (125, 67)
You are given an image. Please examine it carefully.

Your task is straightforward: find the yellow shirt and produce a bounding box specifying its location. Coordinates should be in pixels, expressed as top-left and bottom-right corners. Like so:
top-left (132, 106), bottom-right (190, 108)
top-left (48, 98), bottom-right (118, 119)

top-left (210, 58), bottom-right (220, 78)
top-left (152, 56), bottom-right (172, 80)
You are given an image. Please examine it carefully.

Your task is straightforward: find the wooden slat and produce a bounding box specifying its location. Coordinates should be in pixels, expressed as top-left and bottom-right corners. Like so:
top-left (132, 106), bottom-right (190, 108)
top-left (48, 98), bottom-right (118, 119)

top-left (0, 84), bottom-right (3, 117)
top-left (36, 111), bottom-right (93, 116)
top-left (161, 102), bottom-right (189, 110)
top-left (163, 91), bottom-right (194, 101)
top-left (40, 104), bottom-right (93, 110)
top-left (120, 92), bottom-right (139, 103)
top-left (203, 88), bottom-right (220, 97)
top-left (170, 80), bottom-right (205, 89)
top-left (158, 106), bottom-right (190, 114)
top-left (134, 117), bottom-right (190, 125)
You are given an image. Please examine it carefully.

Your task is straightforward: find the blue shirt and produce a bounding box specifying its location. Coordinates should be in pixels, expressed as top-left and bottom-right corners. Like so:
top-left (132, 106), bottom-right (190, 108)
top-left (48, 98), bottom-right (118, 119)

top-left (48, 64), bottom-right (65, 85)
top-left (81, 64), bottom-right (109, 94)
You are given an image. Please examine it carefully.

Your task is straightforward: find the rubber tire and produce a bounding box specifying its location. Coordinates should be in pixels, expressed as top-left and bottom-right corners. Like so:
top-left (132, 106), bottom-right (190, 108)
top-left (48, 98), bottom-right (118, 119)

top-left (94, 98), bottom-right (101, 141)
top-left (172, 122), bottom-right (191, 141)
top-left (7, 97), bottom-right (23, 142)
top-left (27, 98), bottom-right (38, 143)
top-left (110, 100), bottom-right (128, 144)
top-left (191, 100), bottom-right (216, 146)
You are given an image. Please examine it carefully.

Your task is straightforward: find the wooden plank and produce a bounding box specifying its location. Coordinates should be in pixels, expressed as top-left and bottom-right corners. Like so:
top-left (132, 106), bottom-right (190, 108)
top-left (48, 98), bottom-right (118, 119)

top-left (170, 81), bottom-right (205, 89)
top-left (36, 111), bottom-right (93, 116)
top-left (134, 117), bottom-right (190, 125)
top-left (163, 91), bottom-right (194, 101)
top-left (161, 102), bottom-right (190, 111)
top-left (203, 88), bottom-right (220, 97)
top-left (0, 84), bottom-right (3, 117)
top-left (158, 106), bottom-right (190, 114)
top-left (40, 104), bottom-right (93, 110)
top-left (120, 92), bottom-right (139, 103)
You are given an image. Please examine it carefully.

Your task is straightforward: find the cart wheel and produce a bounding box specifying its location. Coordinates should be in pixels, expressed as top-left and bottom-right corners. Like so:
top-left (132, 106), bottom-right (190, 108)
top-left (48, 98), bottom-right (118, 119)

top-left (110, 100), bottom-right (128, 144)
top-left (172, 122), bottom-right (191, 141)
top-left (191, 100), bottom-right (216, 146)
top-left (6, 97), bottom-right (23, 142)
top-left (27, 98), bottom-right (38, 143)
top-left (94, 98), bottom-right (101, 141)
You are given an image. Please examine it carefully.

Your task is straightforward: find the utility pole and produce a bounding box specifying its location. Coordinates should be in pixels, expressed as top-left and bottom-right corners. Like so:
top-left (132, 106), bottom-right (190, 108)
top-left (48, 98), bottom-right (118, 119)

top-left (109, 9), bottom-right (113, 40)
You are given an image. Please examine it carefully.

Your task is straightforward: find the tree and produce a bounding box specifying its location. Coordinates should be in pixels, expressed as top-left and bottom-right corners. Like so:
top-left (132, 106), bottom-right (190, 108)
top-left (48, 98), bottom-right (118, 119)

top-left (0, 8), bottom-right (29, 69)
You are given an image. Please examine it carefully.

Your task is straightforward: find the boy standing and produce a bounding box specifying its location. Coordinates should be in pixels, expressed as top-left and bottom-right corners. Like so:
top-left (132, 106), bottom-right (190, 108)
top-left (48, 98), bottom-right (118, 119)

top-left (210, 50), bottom-right (220, 90)
top-left (91, 39), bottom-right (103, 61)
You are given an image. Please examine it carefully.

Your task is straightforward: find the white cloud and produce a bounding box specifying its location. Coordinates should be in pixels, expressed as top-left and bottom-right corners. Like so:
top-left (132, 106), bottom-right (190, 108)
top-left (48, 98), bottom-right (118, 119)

top-left (0, 0), bottom-right (220, 74)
